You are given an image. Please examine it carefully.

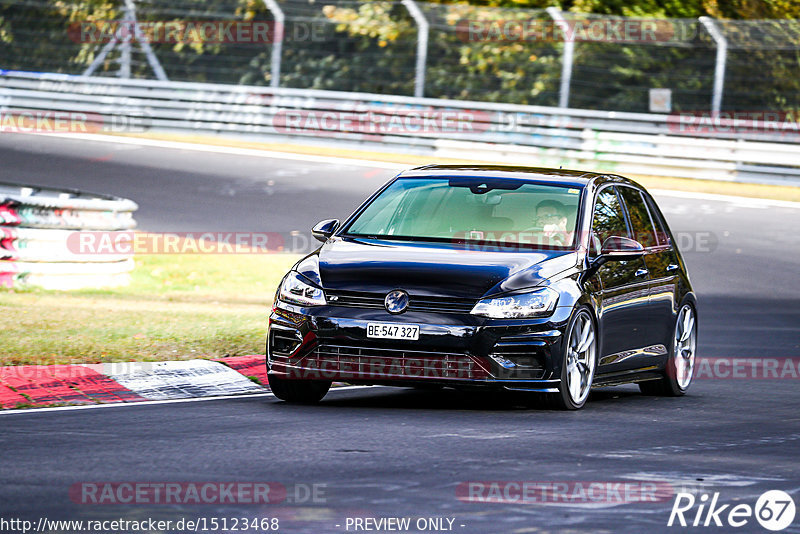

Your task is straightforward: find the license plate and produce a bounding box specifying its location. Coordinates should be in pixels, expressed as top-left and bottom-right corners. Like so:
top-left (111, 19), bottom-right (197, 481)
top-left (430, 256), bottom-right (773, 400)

top-left (367, 323), bottom-right (420, 340)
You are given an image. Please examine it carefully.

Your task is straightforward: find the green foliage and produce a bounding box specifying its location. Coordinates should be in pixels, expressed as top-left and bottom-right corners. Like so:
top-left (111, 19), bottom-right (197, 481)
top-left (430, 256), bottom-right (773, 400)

top-left (0, 0), bottom-right (798, 111)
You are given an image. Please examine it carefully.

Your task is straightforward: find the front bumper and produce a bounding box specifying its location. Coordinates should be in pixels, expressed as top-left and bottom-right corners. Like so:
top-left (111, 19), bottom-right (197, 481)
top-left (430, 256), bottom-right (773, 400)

top-left (266, 301), bottom-right (572, 392)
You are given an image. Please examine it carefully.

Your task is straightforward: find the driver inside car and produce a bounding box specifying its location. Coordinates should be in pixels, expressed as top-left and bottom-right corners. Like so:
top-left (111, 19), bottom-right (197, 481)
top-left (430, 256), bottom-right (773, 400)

top-left (535, 199), bottom-right (573, 246)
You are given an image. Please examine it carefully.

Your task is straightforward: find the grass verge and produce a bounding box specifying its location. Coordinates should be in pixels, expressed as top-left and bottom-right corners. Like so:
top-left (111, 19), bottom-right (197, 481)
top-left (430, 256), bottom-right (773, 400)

top-left (0, 253), bottom-right (299, 366)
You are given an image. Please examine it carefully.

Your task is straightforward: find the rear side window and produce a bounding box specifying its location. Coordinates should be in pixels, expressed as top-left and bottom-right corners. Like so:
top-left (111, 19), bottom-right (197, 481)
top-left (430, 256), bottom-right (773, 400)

top-left (643, 193), bottom-right (672, 246)
top-left (591, 187), bottom-right (628, 255)
top-left (618, 187), bottom-right (658, 248)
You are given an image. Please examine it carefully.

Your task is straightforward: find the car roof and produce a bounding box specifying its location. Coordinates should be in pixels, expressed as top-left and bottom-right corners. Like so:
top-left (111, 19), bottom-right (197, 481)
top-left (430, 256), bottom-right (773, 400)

top-left (398, 164), bottom-right (617, 188)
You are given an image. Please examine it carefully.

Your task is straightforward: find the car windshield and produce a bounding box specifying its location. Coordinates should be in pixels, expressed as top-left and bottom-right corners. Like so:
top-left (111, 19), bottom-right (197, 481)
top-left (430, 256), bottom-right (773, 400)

top-left (344, 177), bottom-right (582, 250)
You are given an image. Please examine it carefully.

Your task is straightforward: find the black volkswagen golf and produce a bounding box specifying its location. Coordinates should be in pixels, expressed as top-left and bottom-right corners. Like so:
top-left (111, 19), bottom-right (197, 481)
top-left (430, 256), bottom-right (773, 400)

top-left (267, 165), bottom-right (697, 409)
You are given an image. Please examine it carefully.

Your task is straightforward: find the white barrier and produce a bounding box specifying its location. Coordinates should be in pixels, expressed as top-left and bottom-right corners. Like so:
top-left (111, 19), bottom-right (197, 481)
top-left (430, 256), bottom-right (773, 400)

top-left (0, 181), bottom-right (138, 289)
top-left (1, 69), bottom-right (799, 185)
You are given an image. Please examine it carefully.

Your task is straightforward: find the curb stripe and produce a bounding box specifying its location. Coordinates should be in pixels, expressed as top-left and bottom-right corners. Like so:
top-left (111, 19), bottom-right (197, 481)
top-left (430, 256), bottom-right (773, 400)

top-left (0, 365), bottom-right (147, 407)
top-left (213, 355), bottom-right (268, 385)
top-left (0, 357), bottom-right (269, 410)
top-left (90, 359), bottom-right (267, 401)
top-left (54, 365), bottom-right (147, 403)
top-left (0, 384), bottom-right (29, 408)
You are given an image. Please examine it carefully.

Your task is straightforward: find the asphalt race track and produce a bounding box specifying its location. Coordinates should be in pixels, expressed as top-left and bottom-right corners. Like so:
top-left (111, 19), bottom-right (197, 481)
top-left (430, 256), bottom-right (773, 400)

top-left (1, 134), bottom-right (799, 533)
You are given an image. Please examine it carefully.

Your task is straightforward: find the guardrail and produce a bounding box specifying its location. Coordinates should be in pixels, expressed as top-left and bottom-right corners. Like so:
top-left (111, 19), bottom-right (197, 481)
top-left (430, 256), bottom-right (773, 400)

top-left (0, 181), bottom-right (138, 290)
top-left (1, 70), bottom-right (799, 185)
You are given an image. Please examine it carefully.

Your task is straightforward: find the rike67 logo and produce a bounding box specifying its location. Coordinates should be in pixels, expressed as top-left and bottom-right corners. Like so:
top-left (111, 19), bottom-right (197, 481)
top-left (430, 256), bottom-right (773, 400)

top-left (668, 490), bottom-right (796, 531)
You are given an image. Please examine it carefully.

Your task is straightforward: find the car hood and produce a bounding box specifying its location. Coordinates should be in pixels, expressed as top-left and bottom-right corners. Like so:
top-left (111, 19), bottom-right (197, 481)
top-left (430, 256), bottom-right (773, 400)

top-left (295, 237), bottom-right (579, 300)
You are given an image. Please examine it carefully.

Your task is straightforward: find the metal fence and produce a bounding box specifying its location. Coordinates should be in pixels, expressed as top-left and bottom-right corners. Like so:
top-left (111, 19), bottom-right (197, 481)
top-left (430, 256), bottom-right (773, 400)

top-left (0, 0), bottom-right (799, 114)
top-left (2, 70), bottom-right (799, 185)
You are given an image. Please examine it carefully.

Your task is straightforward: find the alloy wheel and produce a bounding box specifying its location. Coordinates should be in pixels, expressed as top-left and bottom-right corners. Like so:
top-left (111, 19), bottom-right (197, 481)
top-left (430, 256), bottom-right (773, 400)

top-left (674, 304), bottom-right (697, 390)
top-left (566, 311), bottom-right (596, 405)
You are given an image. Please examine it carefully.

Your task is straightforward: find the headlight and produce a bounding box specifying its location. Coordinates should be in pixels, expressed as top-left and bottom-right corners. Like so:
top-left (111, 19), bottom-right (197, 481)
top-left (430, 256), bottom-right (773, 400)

top-left (471, 287), bottom-right (558, 319)
top-left (279, 271), bottom-right (326, 306)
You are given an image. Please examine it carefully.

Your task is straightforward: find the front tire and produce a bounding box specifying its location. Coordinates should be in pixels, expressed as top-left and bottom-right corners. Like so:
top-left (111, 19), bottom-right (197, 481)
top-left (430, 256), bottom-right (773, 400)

top-left (268, 374), bottom-right (331, 404)
top-left (639, 303), bottom-right (697, 396)
top-left (548, 307), bottom-right (597, 410)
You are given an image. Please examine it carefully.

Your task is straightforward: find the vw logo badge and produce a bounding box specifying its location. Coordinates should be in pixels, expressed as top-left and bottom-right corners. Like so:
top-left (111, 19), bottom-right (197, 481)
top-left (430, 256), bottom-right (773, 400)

top-left (385, 290), bottom-right (409, 314)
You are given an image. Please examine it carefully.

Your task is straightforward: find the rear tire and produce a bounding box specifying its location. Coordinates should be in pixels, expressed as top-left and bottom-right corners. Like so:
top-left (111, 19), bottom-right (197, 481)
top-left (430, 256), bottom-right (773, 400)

top-left (268, 374), bottom-right (331, 404)
top-left (547, 307), bottom-right (597, 410)
top-left (639, 303), bottom-right (697, 397)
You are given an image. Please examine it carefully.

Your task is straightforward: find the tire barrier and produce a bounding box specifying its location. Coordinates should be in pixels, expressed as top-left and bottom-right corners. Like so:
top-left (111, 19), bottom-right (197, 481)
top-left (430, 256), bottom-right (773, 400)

top-left (0, 182), bottom-right (138, 289)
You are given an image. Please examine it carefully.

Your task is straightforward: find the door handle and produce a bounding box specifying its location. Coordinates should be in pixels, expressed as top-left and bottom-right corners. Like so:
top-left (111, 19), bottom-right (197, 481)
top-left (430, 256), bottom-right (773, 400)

top-left (666, 264), bottom-right (680, 272)
top-left (635, 268), bottom-right (649, 277)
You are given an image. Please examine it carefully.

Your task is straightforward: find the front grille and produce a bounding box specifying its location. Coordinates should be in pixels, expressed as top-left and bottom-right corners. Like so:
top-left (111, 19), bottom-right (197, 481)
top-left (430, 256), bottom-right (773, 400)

top-left (300, 343), bottom-right (490, 380)
top-left (325, 290), bottom-right (476, 314)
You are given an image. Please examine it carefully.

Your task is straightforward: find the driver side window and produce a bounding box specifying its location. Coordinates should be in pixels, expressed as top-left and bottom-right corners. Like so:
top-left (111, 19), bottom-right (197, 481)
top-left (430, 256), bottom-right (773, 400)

top-left (590, 187), bottom-right (628, 256)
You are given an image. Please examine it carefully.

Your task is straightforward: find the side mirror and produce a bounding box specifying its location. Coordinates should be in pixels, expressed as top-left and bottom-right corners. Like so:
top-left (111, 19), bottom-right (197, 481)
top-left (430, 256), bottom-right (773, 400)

top-left (312, 219), bottom-right (340, 243)
top-left (598, 236), bottom-right (645, 263)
